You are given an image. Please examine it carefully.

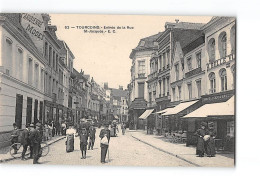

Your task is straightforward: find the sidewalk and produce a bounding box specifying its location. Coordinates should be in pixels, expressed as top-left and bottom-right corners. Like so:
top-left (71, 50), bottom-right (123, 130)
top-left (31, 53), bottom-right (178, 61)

top-left (0, 135), bottom-right (65, 163)
top-left (129, 130), bottom-right (234, 167)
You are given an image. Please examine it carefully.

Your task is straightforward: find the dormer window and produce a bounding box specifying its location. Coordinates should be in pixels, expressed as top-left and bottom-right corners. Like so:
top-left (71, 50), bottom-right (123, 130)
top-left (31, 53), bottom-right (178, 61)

top-left (140, 40), bottom-right (145, 46)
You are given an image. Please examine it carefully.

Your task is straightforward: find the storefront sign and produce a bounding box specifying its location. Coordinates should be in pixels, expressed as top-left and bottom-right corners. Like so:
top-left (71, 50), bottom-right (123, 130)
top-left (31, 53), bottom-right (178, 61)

top-left (21, 13), bottom-right (45, 40)
top-left (202, 90), bottom-right (234, 104)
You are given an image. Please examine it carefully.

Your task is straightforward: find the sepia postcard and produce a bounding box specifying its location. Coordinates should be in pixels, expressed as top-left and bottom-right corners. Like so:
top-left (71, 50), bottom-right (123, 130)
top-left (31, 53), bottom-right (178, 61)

top-left (0, 13), bottom-right (235, 167)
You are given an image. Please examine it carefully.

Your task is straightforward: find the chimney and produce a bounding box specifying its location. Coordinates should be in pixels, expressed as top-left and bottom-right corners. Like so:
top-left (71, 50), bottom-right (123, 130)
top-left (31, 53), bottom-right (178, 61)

top-left (175, 19), bottom-right (179, 23)
top-left (119, 85), bottom-right (123, 90)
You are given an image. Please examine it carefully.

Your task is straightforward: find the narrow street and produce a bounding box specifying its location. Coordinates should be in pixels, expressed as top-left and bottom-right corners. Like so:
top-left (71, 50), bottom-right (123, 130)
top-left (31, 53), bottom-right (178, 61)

top-left (4, 128), bottom-right (193, 166)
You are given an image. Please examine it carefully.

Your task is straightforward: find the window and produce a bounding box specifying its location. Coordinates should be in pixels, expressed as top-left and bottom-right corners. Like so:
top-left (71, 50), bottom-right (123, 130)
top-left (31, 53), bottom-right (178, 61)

top-left (178, 86), bottom-right (182, 100)
top-left (138, 60), bottom-right (145, 74)
top-left (140, 40), bottom-right (145, 46)
top-left (41, 69), bottom-right (44, 91)
top-left (208, 38), bottom-right (215, 62)
top-left (231, 65), bottom-right (235, 89)
top-left (230, 25), bottom-right (236, 54)
top-left (219, 32), bottom-right (227, 58)
top-left (56, 54), bottom-right (59, 71)
top-left (167, 50), bottom-right (170, 67)
top-left (5, 38), bottom-right (13, 75)
top-left (209, 72), bottom-right (216, 93)
top-left (17, 48), bottom-right (23, 80)
top-left (187, 57), bottom-right (192, 71)
top-left (196, 80), bottom-right (201, 98)
top-left (175, 64), bottom-right (179, 81)
top-left (44, 42), bottom-right (48, 59)
top-left (163, 53), bottom-right (166, 68)
top-left (220, 69), bottom-right (227, 91)
top-left (196, 52), bottom-right (201, 68)
top-left (172, 87), bottom-right (176, 101)
top-left (28, 58), bottom-right (33, 85)
top-left (35, 63), bottom-right (39, 89)
top-left (187, 83), bottom-right (192, 99)
top-left (138, 82), bottom-right (144, 98)
top-left (49, 46), bottom-right (52, 65)
top-left (149, 92), bottom-right (152, 103)
top-left (53, 51), bottom-right (56, 70)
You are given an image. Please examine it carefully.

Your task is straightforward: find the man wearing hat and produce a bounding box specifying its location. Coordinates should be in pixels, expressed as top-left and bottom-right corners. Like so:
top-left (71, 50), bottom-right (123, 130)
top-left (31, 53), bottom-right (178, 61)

top-left (21, 124), bottom-right (33, 160)
top-left (99, 122), bottom-right (111, 163)
top-left (205, 122), bottom-right (216, 157)
top-left (195, 121), bottom-right (207, 157)
top-left (88, 124), bottom-right (96, 150)
top-left (11, 123), bottom-right (19, 154)
top-left (29, 122), bottom-right (42, 164)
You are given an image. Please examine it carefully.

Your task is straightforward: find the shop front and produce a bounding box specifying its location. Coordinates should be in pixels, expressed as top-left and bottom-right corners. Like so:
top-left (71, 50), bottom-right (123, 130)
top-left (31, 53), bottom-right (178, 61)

top-left (183, 93), bottom-right (235, 151)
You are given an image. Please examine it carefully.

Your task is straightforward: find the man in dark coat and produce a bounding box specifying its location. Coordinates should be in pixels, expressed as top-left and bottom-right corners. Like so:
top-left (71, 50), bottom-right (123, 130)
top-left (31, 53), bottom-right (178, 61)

top-left (88, 125), bottom-right (96, 150)
top-left (21, 124), bottom-right (33, 160)
top-left (11, 123), bottom-right (19, 154)
top-left (29, 123), bottom-right (42, 164)
top-left (195, 122), bottom-right (207, 157)
top-left (79, 128), bottom-right (88, 159)
top-left (99, 122), bottom-right (111, 163)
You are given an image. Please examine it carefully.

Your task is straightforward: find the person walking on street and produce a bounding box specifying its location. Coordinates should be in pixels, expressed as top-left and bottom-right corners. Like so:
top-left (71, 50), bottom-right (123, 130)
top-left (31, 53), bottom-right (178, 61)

top-left (195, 122), bottom-right (207, 157)
top-left (66, 123), bottom-right (76, 152)
top-left (21, 124), bottom-right (33, 160)
top-left (11, 123), bottom-right (19, 154)
top-left (121, 122), bottom-right (126, 135)
top-left (99, 122), bottom-right (110, 164)
top-left (88, 124), bottom-right (96, 150)
top-left (205, 122), bottom-right (216, 157)
top-left (29, 123), bottom-right (42, 164)
top-left (79, 128), bottom-right (88, 159)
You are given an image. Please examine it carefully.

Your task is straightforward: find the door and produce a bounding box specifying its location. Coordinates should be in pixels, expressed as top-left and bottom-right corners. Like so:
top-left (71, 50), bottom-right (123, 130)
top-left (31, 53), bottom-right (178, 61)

top-left (15, 94), bottom-right (23, 129)
top-left (34, 99), bottom-right (38, 123)
top-left (26, 97), bottom-right (32, 125)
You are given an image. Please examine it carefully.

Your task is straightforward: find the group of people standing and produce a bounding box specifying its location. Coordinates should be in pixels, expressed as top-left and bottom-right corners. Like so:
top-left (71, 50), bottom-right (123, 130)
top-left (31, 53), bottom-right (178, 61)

top-left (11, 122), bottom-right (43, 164)
top-left (195, 121), bottom-right (216, 157)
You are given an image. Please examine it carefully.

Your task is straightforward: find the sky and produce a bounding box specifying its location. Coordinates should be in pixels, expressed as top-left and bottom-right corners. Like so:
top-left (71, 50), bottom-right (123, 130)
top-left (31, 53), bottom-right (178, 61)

top-left (50, 14), bottom-right (212, 89)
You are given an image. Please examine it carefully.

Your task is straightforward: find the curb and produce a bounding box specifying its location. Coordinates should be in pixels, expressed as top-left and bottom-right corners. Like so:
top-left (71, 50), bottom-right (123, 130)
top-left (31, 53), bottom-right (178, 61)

top-left (0, 136), bottom-right (65, 163)
top-left (131, 135), bottom-right (201, 167)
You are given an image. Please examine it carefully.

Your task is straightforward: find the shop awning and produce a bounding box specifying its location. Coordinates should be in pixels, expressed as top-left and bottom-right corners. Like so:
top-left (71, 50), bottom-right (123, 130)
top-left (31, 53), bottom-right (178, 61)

top-left (156, 109), bottom-right (168, 114)
top-left (139, 109), bottom-right (154, 119)
top-left (162, 100), bottom-right (198, 116)
top-left (183, 96), bottom-right (234, 118)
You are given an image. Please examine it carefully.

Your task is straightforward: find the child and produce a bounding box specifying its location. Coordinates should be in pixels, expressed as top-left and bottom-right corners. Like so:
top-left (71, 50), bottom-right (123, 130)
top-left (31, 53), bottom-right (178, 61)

top-left (79, 128), bottom-right (88, 159)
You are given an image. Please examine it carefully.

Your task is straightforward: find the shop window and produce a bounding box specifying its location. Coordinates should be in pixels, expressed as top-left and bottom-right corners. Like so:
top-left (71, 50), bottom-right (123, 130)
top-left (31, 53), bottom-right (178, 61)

top-left (227, 121), bottom-right (234, 137)
top-left (208, 38), bottom-right (215, 62)
top-left (209, 72), bottom-right (216, 94)
top-left (218, 32), bottom-right (227, 58)
top-left (219, 68), bottom-right (227, 91)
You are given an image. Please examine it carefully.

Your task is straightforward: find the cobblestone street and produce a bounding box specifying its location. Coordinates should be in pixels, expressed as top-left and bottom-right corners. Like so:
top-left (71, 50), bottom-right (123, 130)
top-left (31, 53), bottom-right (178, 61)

top-left (3, 129), bottom-right (193, 166)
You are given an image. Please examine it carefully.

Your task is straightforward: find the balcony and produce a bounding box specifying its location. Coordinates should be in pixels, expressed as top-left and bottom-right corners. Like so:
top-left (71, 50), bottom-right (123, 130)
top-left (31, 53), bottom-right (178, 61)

top-left (148, 72), bottom-right (158, 80)
top-left (185, 67), bottom-right (202, 78)
top-left (138, 73), bottom-right (146, 78)
top-left (207, 53), bottom-right (235, 70)
top-left (209, 88), bottom-right (216, 94)
top-left (155, 95), bottom-right (171, 103)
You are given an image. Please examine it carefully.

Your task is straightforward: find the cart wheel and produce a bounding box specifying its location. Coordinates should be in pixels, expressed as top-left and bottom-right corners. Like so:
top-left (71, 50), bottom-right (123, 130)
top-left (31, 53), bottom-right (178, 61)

top-left (9, 143), bottom-right (22, 158)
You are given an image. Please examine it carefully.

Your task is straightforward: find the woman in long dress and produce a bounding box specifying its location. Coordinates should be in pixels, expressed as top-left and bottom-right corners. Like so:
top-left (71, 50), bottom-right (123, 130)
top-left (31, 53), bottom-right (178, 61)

top-left (205, 122), bottom-right (216, 157)
top-left (195, 122), bottom-right (207, 157)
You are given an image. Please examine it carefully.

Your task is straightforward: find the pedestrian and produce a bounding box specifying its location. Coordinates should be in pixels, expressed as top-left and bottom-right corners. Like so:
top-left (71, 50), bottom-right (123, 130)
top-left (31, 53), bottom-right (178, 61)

top-left (121, 122), bottom-right (126, 135)
top-left (65, 123), bottom-right (76, 152)
top-left (99, 122), bottom-right (110, 164)
top-left (44, 123), bottom-right (49, 141)
top-left (61, 121), bottom-right (66, 136)
top-left (29, 122), bottom-right (42, 164)
top-left (10, 123), bottom-right (19, 154)
top-left (79, 128), bottom-right (88, 159)
top-left (205, 122), bottom-right (216, 157)
top-left (21, 124), bottom-right (33, 160)
top-left (88, 124), bottom-right (96, 150)
top-left (56, 121), bottom-right (61, 136)
top-left (195, 122), bottom-right (207, 157)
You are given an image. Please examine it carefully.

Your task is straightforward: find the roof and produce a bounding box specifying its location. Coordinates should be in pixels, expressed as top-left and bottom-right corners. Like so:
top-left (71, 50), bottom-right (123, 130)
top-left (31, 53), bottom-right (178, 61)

top-left (130, 32), bottom-right (162, 59)
top-left (182, 35), bottom-right (205, 55)
top-left (0, 13), bottom-right (40, 54)
top-left (174, 22), bottom-right (205, 30)
top-left (110, 88), bottom-right (128, 98)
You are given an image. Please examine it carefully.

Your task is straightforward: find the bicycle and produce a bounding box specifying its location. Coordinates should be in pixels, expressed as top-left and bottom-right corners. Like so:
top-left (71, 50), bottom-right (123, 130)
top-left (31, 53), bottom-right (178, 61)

top-left (9, 141), bottom-right (49, 159)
